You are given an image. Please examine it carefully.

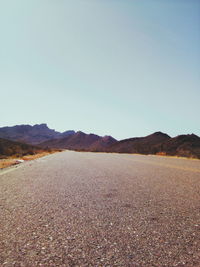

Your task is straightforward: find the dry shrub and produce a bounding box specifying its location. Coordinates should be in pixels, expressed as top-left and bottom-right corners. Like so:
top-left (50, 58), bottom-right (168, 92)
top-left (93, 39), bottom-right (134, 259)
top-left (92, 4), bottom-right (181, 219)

top-left (156, 152), bottom-right (167, 156)
top-left (0, 150), bottom-right (60, 169)
top-left (0, 159), bottom-right (18, 169)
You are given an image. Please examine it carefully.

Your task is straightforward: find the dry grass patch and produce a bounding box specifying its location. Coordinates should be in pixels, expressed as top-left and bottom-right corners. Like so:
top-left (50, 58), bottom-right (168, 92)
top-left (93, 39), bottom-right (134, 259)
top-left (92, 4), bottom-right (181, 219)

top-left (0, 159), bottom-right (18, 169)
top-left (21, 151), bottom-right (55, 161)
top-left (0, 150), bottom-right (61, 169)
top-left (156, 152), bottom-right (167, 156)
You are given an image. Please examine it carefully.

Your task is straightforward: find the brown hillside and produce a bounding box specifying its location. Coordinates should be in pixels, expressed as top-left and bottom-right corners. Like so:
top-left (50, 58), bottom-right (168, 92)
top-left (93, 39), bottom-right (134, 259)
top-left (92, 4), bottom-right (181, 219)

top-left (0, 124), bottom-right (75, 145)
top-left (0, 138), bottom-right (42, 158)
top-left (39, 132), bottom-right (117, 151)
top-left (154, 134), bottom-right (200, 159)
top-left (107, 132), bottom-right (171, 154)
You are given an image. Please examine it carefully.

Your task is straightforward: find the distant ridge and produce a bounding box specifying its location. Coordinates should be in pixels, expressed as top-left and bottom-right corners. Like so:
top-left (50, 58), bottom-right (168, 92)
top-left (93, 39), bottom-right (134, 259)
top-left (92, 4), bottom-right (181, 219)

top-left (107, 132), bottom-right (171, 154)
top-left (106, 132), bottom-right (200, 159)
top-left (0, 124), bottom-right (75, 145)
top-left (0, 124), bottom-right (199, 159)
top-left (39, 131), bottom-right (117, 151)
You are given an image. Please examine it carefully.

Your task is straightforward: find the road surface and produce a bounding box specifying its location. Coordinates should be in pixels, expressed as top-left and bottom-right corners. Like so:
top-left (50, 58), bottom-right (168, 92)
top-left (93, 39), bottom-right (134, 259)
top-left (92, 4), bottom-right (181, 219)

top-left (0, 151), bottom-right (200, 267)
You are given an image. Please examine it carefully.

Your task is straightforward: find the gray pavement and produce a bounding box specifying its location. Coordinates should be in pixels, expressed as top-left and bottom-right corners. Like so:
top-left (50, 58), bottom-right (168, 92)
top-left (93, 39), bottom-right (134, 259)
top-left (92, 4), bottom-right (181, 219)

top-left (0, 151), bottom-right (200, 267)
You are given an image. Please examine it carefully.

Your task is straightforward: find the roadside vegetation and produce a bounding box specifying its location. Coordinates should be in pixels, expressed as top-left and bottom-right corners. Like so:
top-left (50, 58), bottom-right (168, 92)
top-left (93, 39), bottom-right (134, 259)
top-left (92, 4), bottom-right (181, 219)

top-left (0, 151), bottom-right (62, 169)
top-left (0, 138), bottom-right (62, 169)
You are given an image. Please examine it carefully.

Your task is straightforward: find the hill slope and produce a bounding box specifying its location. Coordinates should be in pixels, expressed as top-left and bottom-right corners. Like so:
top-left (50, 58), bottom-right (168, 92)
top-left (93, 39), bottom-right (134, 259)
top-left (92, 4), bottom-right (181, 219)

top-left (39, 131), bottom-right (117, 151)
top-left (107, 132), bottom-right (171, 154)
top-left (0, 124), bottom-right (75, 145)
top-left (154, 134), bottom-right (200, 159)
top-left (0, 138), bottom-right (42, 158)
top-left (106, 132), bottom-right (200, 159)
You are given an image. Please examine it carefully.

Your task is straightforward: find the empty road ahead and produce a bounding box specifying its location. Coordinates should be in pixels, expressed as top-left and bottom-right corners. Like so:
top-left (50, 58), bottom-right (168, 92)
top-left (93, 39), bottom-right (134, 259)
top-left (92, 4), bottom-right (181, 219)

top-left (0, 151), bottom-right (200, 267)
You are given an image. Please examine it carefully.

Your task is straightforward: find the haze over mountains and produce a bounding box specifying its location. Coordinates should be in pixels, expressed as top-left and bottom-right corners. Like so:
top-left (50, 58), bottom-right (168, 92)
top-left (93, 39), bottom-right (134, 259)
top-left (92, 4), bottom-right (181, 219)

top-left (0, 124), bottom-right (200, 159)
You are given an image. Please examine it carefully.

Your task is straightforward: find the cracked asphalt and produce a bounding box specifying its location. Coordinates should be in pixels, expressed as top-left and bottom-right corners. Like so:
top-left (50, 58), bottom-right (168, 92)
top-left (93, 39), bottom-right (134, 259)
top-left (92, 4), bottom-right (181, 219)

top-left (0, 151), bottom-right (200, 267)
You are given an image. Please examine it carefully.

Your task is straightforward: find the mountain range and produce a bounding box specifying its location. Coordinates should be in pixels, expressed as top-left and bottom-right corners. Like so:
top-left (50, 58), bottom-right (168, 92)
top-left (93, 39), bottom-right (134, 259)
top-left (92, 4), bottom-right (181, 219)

top-left (0, 124), bottom-right (75, 145)
top-left (107, 132), bottom-right (170, 154)
top-left (0, 124), bottom-right (199, 159)
top-left (106, 132), bottom-right (200, 159)
top-left (39, 131), bottom-right (117, 152)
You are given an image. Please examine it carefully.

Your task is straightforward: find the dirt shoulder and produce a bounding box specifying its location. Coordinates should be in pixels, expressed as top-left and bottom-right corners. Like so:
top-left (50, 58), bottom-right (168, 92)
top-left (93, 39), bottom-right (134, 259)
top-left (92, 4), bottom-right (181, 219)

top-left (0, 150), bottom-right (62, 169)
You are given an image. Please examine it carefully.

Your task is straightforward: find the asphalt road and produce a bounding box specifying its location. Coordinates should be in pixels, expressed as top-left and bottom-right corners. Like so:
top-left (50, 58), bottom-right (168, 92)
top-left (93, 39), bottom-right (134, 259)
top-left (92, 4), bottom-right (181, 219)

top-left (0, 151), bottom-right (200, 267)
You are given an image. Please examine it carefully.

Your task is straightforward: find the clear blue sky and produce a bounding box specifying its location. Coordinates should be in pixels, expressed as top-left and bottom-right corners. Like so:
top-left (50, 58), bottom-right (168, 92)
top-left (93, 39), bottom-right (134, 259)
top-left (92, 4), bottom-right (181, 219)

top-left (0, 0), bottom-right (199, 140)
